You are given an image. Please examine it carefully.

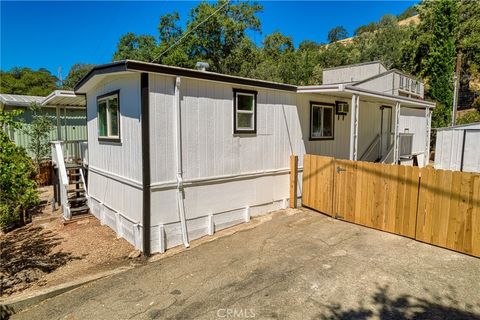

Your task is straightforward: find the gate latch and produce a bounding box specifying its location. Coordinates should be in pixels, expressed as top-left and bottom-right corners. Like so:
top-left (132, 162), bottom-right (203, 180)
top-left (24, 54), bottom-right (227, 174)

top-left (336, 166), bottom-right (346, 173)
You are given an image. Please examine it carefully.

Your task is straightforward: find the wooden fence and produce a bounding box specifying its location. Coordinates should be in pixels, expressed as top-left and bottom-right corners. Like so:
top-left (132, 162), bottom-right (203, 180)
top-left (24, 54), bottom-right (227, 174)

top-left (300, 154), bottom-right (480, 258)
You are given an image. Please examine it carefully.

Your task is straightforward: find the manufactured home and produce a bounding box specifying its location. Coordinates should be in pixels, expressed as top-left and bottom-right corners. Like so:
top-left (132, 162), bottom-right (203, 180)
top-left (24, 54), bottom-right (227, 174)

top-left (50, 60), bottom-right (434, 254)
top-left (0, 90), bottom-right (87, 158)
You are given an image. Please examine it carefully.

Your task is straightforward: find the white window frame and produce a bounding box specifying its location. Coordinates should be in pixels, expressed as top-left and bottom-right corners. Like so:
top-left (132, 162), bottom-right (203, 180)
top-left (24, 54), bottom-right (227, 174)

top-left (233, 89), bottom-right (257, 134)
top-left (310, 103), bottom-right (334, 140)
top-left (97, 91), bottom-right (120, 140)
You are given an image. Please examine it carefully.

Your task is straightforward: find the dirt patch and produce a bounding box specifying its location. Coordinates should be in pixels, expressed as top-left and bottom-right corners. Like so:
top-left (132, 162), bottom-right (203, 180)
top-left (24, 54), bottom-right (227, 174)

top-left (0, 186), bottom-right (142, 298)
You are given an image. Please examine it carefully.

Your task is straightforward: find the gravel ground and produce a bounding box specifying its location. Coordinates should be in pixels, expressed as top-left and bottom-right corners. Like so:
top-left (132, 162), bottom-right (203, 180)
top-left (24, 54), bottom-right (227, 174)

top-left (0, 186), bottom-right (141, 298)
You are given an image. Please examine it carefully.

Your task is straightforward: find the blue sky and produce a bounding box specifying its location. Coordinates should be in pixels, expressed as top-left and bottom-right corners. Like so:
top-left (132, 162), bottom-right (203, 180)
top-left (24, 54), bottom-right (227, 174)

top-left (1, 1), bottom-right (418, 79)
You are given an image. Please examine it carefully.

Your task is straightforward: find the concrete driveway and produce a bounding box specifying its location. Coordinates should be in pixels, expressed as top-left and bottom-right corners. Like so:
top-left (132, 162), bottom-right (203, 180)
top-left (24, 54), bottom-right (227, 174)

top-left (11, 208), bottom-right (480, 320)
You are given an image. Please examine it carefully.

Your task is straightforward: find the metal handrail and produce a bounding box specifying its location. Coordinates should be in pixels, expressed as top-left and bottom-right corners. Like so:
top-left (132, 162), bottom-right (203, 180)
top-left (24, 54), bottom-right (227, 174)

top-left (381, 144), bottom-right (395, 163)
top-left (360, 134), bottom-right (381, 161)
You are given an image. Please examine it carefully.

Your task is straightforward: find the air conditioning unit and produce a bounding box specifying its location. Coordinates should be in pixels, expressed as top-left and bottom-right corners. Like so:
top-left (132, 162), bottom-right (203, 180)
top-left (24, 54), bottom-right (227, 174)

top-left (335, 101), bottom-right (349, 115)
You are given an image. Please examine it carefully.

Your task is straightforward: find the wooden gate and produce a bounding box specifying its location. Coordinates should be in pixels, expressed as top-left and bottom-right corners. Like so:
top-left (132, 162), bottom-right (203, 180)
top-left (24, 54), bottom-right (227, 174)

top-left (301, 154), bottom-right (480, 257)
top-left (334, 160), bottom-right (419, 238)
top-left (302, 155), bottom-right (334, 216)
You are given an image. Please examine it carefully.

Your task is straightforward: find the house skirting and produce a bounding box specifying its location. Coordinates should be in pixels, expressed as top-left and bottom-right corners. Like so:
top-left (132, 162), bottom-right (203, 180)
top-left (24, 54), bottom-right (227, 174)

top-left (87, 169), bottom-right (303, 253)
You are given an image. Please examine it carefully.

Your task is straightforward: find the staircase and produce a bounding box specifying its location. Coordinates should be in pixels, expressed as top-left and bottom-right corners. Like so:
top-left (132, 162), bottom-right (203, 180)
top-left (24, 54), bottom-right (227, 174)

top-left (66, 163), bottom-right (89, 216)
top-left (51, 141), bottom-right (90, 220)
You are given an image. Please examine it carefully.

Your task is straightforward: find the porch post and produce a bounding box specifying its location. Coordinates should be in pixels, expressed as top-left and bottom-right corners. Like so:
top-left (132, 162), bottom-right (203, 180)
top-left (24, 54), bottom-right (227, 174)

top-left (56, 106), bottom-right (61, 140)
top-left (63, 106), bottom-right (68, 141)
top-left (425, 106), bottom-right (432, 166)
top-left (393, 102), bottom-right (401, 164)
top-left (349, 94), bottom-right (359, 160)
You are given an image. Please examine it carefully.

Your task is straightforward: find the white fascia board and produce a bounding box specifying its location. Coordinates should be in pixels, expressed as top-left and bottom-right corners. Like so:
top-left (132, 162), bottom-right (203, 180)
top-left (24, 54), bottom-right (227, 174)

top-left (344, 85), bottom-right (435, 109)
top-left (41, 90), bottom-right (85, 107)
top-left (296, 84), bottom-right (342, 93)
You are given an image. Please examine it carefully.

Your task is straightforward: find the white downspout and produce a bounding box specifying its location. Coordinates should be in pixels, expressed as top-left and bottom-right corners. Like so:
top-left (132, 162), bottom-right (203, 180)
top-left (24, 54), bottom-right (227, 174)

top-left (174, 76), bottom-right (190, 248)
top-left (425, 106), bottom-right (432, 166)
top-left (393, 102), bottom-right (401, 164)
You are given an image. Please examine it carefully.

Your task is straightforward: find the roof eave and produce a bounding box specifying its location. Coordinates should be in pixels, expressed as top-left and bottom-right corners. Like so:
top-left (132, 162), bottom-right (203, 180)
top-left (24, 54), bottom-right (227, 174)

top-left (74, 61), bottom-right (128, 92)
top-left (74, 60), bottom-right (298, 93)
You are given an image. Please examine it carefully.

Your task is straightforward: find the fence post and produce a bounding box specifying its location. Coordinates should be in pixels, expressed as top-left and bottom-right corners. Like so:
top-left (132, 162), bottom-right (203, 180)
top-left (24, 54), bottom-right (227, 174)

top-left (290, 155), bottom-right (298, 208)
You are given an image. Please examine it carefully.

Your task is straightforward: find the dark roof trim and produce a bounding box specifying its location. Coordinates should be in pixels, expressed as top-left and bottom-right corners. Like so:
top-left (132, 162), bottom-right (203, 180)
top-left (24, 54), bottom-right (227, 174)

top-left (74, 60), bottom-right (297, 92)
top-left (74, 61), bottom-right (128, 91)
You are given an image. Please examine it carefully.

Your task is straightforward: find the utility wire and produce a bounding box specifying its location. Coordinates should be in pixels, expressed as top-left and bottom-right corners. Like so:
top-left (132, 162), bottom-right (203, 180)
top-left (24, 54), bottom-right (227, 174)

top-left (151, 0), bottom-right (230, 63)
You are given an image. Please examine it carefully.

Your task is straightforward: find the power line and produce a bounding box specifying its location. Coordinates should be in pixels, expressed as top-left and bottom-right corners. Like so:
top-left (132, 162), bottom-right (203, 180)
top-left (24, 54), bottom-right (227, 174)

top-left (151, 0), bottom-right (230, 63)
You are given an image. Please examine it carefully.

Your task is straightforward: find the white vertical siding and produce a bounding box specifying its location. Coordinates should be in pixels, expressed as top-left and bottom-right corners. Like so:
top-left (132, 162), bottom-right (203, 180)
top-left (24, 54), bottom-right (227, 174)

top-left (463, 130), bottom-right (480, 172)
top-left (86, 72), bottom-right (143, 249)
top-left (435, 125), bottom-right (480, 173)
top-left (399, 107), bottom-right (427, 155)
top-left (357, 101), bottom-right (383, 159)
top-left (355, 73), bottom-right (395, 95)
top-left (87, 72), bottom-right (142, 182)
top-left (149, 74), bottom-right (176, 183)
top-left (435, 129), bottom-right (463, 171)
top-left (149, 76), bottom-right (306, 183)
top-left (296, 93), bottom-right (352, 162)
top-left (149, 75), bottom-right (305, 251)
top-left (323, 62), bottom-right (386, 84)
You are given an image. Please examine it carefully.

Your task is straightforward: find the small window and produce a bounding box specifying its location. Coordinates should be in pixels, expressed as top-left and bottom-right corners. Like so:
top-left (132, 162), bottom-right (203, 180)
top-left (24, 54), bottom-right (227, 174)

top-left (233, 89), bottom-right (257, 134)
top-left (310, 102), bottom-right (334, 140)
top-left (399, 76), bottom-right (404, 89)
top-left (97, 91), bottom-right (120, 139)
top-left (411, 80), bottom-right (416, 92)
top-left (405, 78), bottom-right (410, 91)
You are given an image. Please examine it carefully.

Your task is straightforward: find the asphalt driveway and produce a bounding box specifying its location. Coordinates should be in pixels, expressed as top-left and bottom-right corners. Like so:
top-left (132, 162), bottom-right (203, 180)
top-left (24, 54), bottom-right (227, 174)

top-left (11, 208), bottom-right (480, 319)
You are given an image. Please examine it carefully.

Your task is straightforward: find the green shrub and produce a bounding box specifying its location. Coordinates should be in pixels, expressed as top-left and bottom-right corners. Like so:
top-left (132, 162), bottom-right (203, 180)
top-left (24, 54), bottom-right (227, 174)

top-left (0, 110), bottom-right (39, 229)
top-left (456, 109), bottom-right (480, 125)
top-left (24, 105), bottom-right (54, 167)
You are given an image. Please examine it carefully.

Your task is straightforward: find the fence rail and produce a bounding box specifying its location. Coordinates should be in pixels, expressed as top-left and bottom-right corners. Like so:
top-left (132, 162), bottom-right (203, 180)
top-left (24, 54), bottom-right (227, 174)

top-left (301, 154), bottom-right (480, 257)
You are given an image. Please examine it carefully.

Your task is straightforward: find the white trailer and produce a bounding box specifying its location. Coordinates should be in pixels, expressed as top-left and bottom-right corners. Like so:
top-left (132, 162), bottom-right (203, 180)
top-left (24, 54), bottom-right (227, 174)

top-left (73, 60), bottom-right (435, 254)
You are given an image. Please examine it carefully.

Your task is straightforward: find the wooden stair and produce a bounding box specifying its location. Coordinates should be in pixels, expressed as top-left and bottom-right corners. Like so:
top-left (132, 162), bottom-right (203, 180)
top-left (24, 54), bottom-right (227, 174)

top-left (66, 163), bottom-right (90, 216)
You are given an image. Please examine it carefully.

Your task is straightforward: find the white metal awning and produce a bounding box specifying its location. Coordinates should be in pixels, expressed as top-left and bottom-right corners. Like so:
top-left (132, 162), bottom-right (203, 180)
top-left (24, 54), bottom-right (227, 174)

top-left (0, 94), bottom-right (44, 107)
top-left (297, 84), bottom-right (435, 109)
top-left (41, 90), bottom-right (86, 107)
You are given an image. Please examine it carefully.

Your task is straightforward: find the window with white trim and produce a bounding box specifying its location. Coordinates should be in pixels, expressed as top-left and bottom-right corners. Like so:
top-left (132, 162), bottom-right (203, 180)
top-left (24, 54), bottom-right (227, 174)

top-left (310, 103), bottom-right (334, 140)
top-left (233, 89), bottom-right (257, 134)
top-left (97, 91), bottom-right (120, 139)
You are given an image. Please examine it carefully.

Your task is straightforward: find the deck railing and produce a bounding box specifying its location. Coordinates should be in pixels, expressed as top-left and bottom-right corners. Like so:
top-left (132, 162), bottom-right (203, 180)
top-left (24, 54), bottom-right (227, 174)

top-left (61, 139), bottom-right (87, 161)
top-left (51, 141), bottom-right (71, 219)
